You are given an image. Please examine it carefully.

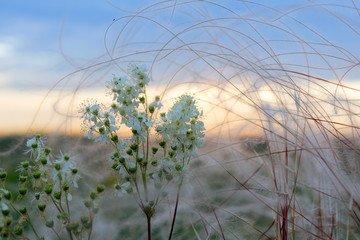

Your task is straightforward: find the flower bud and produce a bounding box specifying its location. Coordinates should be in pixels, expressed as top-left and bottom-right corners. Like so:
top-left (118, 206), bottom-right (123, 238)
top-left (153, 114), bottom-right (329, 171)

top-left (90, 192), bottom-right (97, 200)
top-left (119, 157), bottom-right (125, 164)
top-left (38, 204), bottom-right (46, 212)
top-left (171, 145), bottom-right (177, 151)
top-left (44, 185), bottom-right (53, 195)
top-left (81, 216), bottom-right (89, 224)
top-left (71, 168), bottom-right (78, 174)
top-left (111, 135), bottom-right (118, 142)
top-left (19, 188), bottom-right (27, 196)
top-left (165, 174), bottom-right (173, 181)
top-left (0, 171), bottom-right (7, 180)
top-left (139, 96), bottom-right (145, 103)
top-left (35, 134), bottom-right (41, 139)
top-left (152, 147), bottom-right (158, 154)
top-left (35, 192), bottom-right (41, 200)
top-left (64, 154), bottom-right (70, 161)
top-left (126, 149), bottom-right (133, 156)
top-left (149, 106), bottom-right (155, 113)
top-left (40, 158), bottom-right (47, 165)
top-left (46, 220), bottom-right (54, 228)
top-left (159, 141), bottom-right (166, 148)
top-left (129, 167), bottom-right (137, 174)
top-left (4, 192), bottom-right (11, 200)
top-left (130, 144), bottom-right (138, 151)
top-left (44, 148), bottom-right (51, 154)
top-left (131, 129), bottom-right (138, 135)
top-left (33, 172), bottom-right (41, 179)
top-left (96, 185), bottom-right (105, 193)
top-left (175, 164), bottom-right (182, 171)
top-left (151, 161), bottom-right (157, 166)
top-left (54, 163), bottom-right (61, 171)
top-left (136, 157), bottom-right (143, 163)
top-left (112, 163), bottom-right (119, 169)
top-left (67, 222), bottom-right (79, 231)
top-left (84, 200), bottom-right (93, 209)
top-left (1, 209), bottom-right (10, 216)
top-left (21, 161), bottom-right (29, 169)
top-left (14, 225), bottom-right (23, 235)
top-left (54, 191), bottom-right (61, 200)
top-left (63, 183), bottom-right (69, 191)
top-left (19, 207), bottom-right (27, 215)
top-left (31, 143), bottom-right (38, 149)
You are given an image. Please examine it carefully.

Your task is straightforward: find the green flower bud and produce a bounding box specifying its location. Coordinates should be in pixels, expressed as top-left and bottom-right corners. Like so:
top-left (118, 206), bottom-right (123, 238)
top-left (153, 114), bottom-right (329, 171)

top-left (130, 143), bottom-right (138, 151)
top-left (149, 106), bottom-right (155, 113)
top-left (159, 141), bottom-right (166, 148)
top-left (126, 149), bottom-right (133, 156)
top-left (64, 154), bottom-right (70, 161)
top-left (129, 167), bottom-right (137, 174)
top-left (190, 136), bottom-right (196, 141)
top-left (35, 134), bottom-right (41, 139)
top-left (44, 148), bottom-right (51, 154)
top-left (97, 185), bottom-right (105, 193)
top-left (19, 207), bottom-right (27, 215)
top-left (160, 112), bottom-right (166, 118)
top-left (38, 204), bottom-right (46, 212)
top-left (149, 200), bottom-right (154, 206)
top-left (71, 168), bottom-right (78, 174)
top-left (80, 216), bottom-right (89, 224)
top-left (115, 184), bottom-right (121, 190)
top-left (143, 161), bottom-right (148, 166)
top-left (136, 157), bottom-right (143, 163)
top-left (152, 147), bottom-right (158, 154)
top-left (67, 222), bottom-right (79, 231)
top-left (84, 200), bottom-right (93, 209)
top-left (151, 161), bottom-right (157, 166)
top-left (54, 191), bottom-right (61, 200)
top-left (44, 185), bottom-right (53, 195)
top-left (171, 145), bottom-right (177, 151)
top-left (62, 183), bottom-right (69, 191)
top-left (90, 192), bottom-right (97, 200)
top-left (19, 175), bottom-right (27, 183)
top-left (0, 172), bottom-right (7, 180)
top-left (6, 218), bottom-right (11, 226)
top-left (40, 158), bottom-right (47, 165)
top-left (46, 220), bottom-right (54, 228)
top-left (14, 225), bottom-right (23, 235)
top-left (4, 192), bottom-right (11, 200)
top-left (98, 127), bottom-right (105, 134)
top-left (83, 221), bottom-right (92, 229)
top-left (131, 129), bottom-right (138, 134)
top-left (139, 96), bottom-right (145, 103)
top-left (33, 172), bottom-right (41, 179)
top-left (31, 143), bottom-right (38, 149)
top-left (21, 161), bottom-right (29, 169)
top-left (138, 116), bottom-right (143, 121)
top-left (169, 151), bottom-right (175, 158)
top-left (175, 164), bottom-right (182, 171)
top-left (57, 212), bottom-right (69, 220)
top-left (112, 163), bottom-right (119, 169)
top-left (111, 103), bottom-right (117, 109)
top-left (35, 192), bottom-right (41, 200)
top-left (2, 209), bottom-right (10, 216)
top-left (111, 135), bottom-right (118, 142)
top-left (19, 188), bottom-right (27, 196)
top-left (54, 163), bottom-right (61, 171)
top-left (119, 157), bottom-right (125, 164)
top-left (155, 96), bottom-right (160, 102)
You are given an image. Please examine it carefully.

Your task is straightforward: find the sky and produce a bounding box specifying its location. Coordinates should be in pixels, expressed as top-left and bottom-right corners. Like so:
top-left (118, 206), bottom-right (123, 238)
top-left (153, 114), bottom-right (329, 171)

top-left (1, 0), bottom-right (360, 136)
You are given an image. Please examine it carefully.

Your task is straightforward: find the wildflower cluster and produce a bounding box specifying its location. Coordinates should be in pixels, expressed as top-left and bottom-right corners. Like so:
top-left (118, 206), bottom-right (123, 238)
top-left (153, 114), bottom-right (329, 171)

top-left (0, 135), bottom-right (102, 240)
top-left (79, 65), bottom-right (205, 239)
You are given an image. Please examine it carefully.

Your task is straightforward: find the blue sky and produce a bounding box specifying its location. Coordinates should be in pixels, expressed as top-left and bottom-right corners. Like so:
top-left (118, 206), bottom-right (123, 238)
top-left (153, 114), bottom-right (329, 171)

top-left (1, 0), bottom-right (360, 135)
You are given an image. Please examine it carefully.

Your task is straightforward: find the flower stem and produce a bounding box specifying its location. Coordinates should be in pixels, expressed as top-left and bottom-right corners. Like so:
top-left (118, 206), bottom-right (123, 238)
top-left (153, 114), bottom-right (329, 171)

top-left (168, 176), bottom-right (184, 240)
top-left (147, 215), bottom-right (152, 240)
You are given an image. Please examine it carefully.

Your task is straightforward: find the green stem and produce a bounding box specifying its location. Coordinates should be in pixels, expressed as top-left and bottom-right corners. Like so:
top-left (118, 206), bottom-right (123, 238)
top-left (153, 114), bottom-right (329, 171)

top-left (168, 176), bottom-right (184, 240)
